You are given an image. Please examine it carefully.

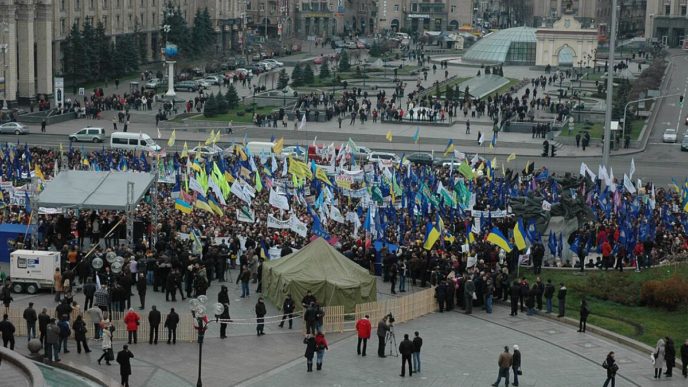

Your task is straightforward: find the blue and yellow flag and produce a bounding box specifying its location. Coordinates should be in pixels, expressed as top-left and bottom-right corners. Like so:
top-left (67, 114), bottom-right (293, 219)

top-left (174, 199), bottom-right (193, 214)
top-left (194, 195), bottom-right (214, 214)
top-left (423, 221), bottom-right (440, 250)
top-left (208, 197), bottom-right (224, 216)
top-left (486, 227), bottom-right (513, 252)
top-left (513, 219), bottom-right (527, 251)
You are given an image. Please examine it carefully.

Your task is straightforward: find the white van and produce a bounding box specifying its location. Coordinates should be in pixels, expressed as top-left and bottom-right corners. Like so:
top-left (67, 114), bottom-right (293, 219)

top-left (110, 132), bottom-right (161, 152)
top-left (246, 141), bottom-right (276, 156)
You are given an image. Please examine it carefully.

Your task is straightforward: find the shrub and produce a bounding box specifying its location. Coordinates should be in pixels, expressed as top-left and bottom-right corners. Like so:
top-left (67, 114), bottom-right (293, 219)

top-left (640, 280), bottom-right (661, 306)
top-left (291, 65), bottom-right (303, 87)
top-left (640, 275), bottom-right (688, 311)
top-left (236, 111), bottom-right (245, 116)
top-left (224, 84), bottom-right (240, 109)
top-left (319, 62), bottom-right (330, 80)
top-left (302, 64), bottom-right (315, 85)
top-left (203, 93), bottom-right (217, 117)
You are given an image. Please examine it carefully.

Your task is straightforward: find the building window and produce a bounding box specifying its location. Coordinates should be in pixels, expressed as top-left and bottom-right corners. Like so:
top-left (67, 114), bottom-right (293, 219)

top-left (103, 15), bottom-right (108, 26)
top-left (129, 14), bottom-right (132, 25)
top-left (683, 5), bottom-right (687, 15)
top-left (450, 5), bottom-right (455, 12)
top-left (394, 4), bottom-right (399, 11)
top-left (103, 0), bottom-right (107, 7)
top-left (61, 0), bottom-right (65, 11)
top-left (60, 18), bottom-right (65, 34)
top-left (116, 15), bottom-right (120, 28)
top-left (665, 5), bottom-right (671, 14)
top-left (141, 13), bottom-right (144, 23)
top-left (259, 3), bottom-right (264, 11)
top-left (75, 17), bottom-right (80, 26)
top-left (412, 3), bottom-right (417, 11)
top-left (301, 2), bottom-right (308, 10)
top-left (141, 0), bottom-right (144, 6)
top-left (76, 0), bottom-right (80, 9)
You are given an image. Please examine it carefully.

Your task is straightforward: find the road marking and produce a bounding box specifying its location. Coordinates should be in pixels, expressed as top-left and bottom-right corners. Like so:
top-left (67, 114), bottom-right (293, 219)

top-left (648, 142), bottom-right (679, 145)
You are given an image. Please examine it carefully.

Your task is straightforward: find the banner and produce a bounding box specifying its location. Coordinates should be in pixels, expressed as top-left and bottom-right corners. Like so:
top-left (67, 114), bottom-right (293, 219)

top-left (329, 205), bottom-right (345, 223)
top-left (230, 180), bottom-right (251, 204)
top-left (341, 187), bottom-right (369, 198)
top-left (236, 208), bottom-right (255, 223)
top-left (470, 209), bottom-right (509, 218)
top-left (289, 214), bottom-right (308, 237)
top-left (335, 174), bottom-right (353, 189)
top-left (269, 189), bottom-right (290, 211)
top-left (267, 214), bottom-right (290, 229)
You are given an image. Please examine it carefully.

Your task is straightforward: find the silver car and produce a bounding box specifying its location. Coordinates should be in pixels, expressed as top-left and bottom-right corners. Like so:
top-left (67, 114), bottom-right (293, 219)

top-left (0, 122), bottom-right (29, 135)
top-left (70, 127), bottom-right (106, 143)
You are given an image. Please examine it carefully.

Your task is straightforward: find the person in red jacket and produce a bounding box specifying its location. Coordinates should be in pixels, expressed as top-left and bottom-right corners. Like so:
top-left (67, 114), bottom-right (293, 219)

top-left (123, 308), bottom-right (140, 344)
top-left (601, 240), bottom-right (612, 271)
top-left (314, 331), bottom-right (329, 371)
top-left (355, 314), bottom-right (372, 356)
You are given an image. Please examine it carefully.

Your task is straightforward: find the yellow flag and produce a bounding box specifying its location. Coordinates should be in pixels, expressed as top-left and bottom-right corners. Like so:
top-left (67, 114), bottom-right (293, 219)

top-left (491, 157), bottom-right (497, 168)
top-left (34, 165), bottom-right (45, 181)
top-left (224, 171), bottom-right (235, 183)
top-left (273, 137), bottom-right (284, 154)
top-left (59, 143), bottom-right (64, 157)
top-left (316, 167), bottom-right (331, 185)
top-left (506, 152), bottom-right (516, 162)
top-left (501, 162), bottom-right (506, 176)
top-left (205, 130), bottom-right (215, 146)
top-left (236, 145), bottom-right (248, 161)
top-left (213, 130), bottom-right (221, 144)
top-left (181, 142), bottom-right (189, 158)
top-left (386, 130), bottom-right (393, 142)
top-left (167, 130), bottom-right (176, 147)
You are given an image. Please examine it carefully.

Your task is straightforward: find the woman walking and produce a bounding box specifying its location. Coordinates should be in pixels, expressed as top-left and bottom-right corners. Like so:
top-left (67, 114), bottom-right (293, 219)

top-left (97, 320), bottom-right (113, 365)
top-left (124, 308), bottom-right (140, 344)
top-left (654, 337), bottom-right (666, 378)
top-left (304, 334), bottom-right (316, 372)
top-left (665, 336), bottom-right (676, 377)
top-left (603, 351), bottom-right (618, 387)
top-left (578, 298), bottom-right (590, 333)
top-left (315, 331), bottom-right (329, 371)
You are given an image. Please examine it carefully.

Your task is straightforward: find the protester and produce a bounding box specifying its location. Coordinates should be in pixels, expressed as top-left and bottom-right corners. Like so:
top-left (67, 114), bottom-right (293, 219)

top-left (665, 336), bottom-right (676, 377)
top-left (680, 339), bottom-right (688, 378)
top-left (314, 331), bottom-right (329, 371)
top-left (57, 314), bottom-right (71, 353)
top-left (493, 346), bottom-right (513, 387)
top-left (255, 297), bottom-right (266, 336)
top-left (0, 314), bottom-right (16, 350)
top-left (148, 306), bottom-right (161, 344)
top-left (45, 318), bottom-right (60, 362)
top-left (97, 320), bottom-right (113, 365)
top-left (557, 283), bottom-right (567, 317)
top-left (355, 314), bottom-right (371, 356)
top-left (22, 302), bottom-right (37, 342)
top-left (578, 298), bottom-right (590, 333)
top-left (304, 333), bottom-right (316, 372)
top-left (278, 294), bottom-right (295, 329)
top-left (73, 315), bottom-right (91, 354)
top-left (165, 308), bottom-right (179, 344)
top-left (512, 344), bottom-right (522, 386)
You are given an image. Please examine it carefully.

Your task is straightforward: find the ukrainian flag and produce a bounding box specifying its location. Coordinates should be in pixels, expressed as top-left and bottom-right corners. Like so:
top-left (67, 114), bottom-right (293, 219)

top-left (466, 225), bottom-right (476, 244)
top-left (174, 199), bottom-right (193, 214)
top-left (194, 195), bottom-right (214, 214)
top-left (513, 219), bottom-right (527, 251)
top-left (423, 221), bottom-right (440, 250)
top-left (208, 197), bottom-right (224, 217)
top-left (486, 227), bottom-right (513, 253)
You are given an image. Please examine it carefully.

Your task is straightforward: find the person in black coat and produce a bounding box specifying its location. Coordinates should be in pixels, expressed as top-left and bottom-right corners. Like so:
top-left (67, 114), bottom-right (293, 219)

top-left (0, 314), bottom-right (15, 350)
top-left (544, 279), bottom-right (555, 313)
top-left (164, 308), bottom-right (179, 344)
top-left (279, 294), bottom-right (295, 329)
top-left (399, 334), bottom-right (415, 377)
top-left (665, 336), bottom-right (676, 377)
top-left (73, 315), bottom-right (91, 354)
top-left (38, 308), bottom-right (51, 346)
top-left (512, 344), bottom-right (522, 386)
top-left (148, 306), bottom-right (161, 344)
top-left (136, 273), bottom-right (147, 310)
top-left (680, 339), bottom-right (688, 377)
top-left (117, 344), bottom-right (134, 387)
top-left (255, 298), bottom-right (267, 336)
top-left (435, 280), bottom-right (448, 312)
top-left (557, 283), bottom-right (567, 317)
top-left (603, 351), bottom-right (618, 387)
top-left (304, 334), bottom-right (316, 372)
top-left (510, 281), bottom-right (520, 316)
top-left (83, 278), bottom-right (96, 310)
top-left (217, 302), bottom-right (230, 339)
top-left (578, 298), bottom-right (590, 333)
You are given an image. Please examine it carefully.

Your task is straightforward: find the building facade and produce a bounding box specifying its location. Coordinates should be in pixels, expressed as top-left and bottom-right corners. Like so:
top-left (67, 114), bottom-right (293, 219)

top-left (374, 0), bottom-right (474, 35)
top-left (596, 0), bottom-right (646, 40)
top-left (645, 0), bottom-right (688, 46)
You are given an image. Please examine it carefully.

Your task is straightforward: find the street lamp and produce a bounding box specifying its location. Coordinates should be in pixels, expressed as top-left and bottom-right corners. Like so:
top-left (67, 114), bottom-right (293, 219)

top-left (0, 21), bottom-right (9, 110)
top-left (189, 295), bottom-right (224, 387)
top-left (282, 88), bottom-right (287, 106)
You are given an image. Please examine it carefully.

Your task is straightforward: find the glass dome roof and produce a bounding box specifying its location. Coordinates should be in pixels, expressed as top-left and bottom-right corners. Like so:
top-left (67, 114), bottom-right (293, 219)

top-left (463, 27), bottom-right (537, 64)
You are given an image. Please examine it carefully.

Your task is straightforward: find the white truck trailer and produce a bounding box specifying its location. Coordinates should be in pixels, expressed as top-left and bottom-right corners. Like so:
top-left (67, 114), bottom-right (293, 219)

top-left (9, 250), bottom-right (61, 294)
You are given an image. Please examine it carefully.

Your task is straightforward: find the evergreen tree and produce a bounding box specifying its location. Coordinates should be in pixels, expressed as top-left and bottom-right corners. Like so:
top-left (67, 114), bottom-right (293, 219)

top-left (338, 50), bottom-right (351, 72)
top-left (110, 41), bottom-right (125, 78)
top-left (445, 85), bottom-right (454, 100)
top-left (81, 21), bottom-right (96, 82)
top-left (225, 84), bottom-right (240, 109)
top-left (119, 34), bottom-right (140, 73)
top-left (302, 64), bottom-right (315, 85)
top-left (94, 21), bottom-right (111, 80)
top-left (291, 65), bottom-right (303, 86)
top-left (62, 23), bottom-right (86, 87)
top-left (190, 7), bottom-right (215, 57)
top-left (277, 69), bottom-right (289, 89)
top-left (204, 93), bottom-right (218, 117)
top-left (319, 62), bottom-right (330, 80)
top-left (216, 90), bottom-right (229, 114)
top-left (161, 2), bottom-right (191, 57)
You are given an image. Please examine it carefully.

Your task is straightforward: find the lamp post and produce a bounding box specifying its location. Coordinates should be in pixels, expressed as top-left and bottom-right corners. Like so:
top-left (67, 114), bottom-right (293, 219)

top-left (282, 88), bottom-right (287, 106)
top-left (0, 21), bottom-right (8, 110)
top-left (189, 296), bottom-right (224, 387)
top-left (602, 0), bottom-right (618, 167)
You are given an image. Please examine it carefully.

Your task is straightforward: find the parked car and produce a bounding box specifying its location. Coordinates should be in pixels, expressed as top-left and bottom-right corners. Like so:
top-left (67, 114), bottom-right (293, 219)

top-left (189, 145), bottom-right (223, 157)
top-left (144, 78), bottom-right (162, 89)
top-left (195, 80), bottom-right (211, 89)
top-left (405, 152), bottom-right (434, 166)
top-left (249, 64), bottom-right (264, 74)
top-left (257, 61), bottom-right (274, 71)
top-left (367, 151), bottom-right (399, 164)
top-left (0, 122), bottom-right (29, 135)
top-left (663, 128), bottom-right (678, 143)
top-left (263, 59), bottom-right (283, 67)
top-left (682, 135), bottom-right (688, 151)
top-left (69, 127), bottom-right (106, 143)
top-left (174, 81), bottom-right (199, 92)
top-left (203, 75), bottom-right (221, 85)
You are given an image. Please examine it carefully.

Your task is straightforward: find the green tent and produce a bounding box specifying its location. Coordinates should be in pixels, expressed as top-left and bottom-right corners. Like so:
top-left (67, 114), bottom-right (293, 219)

top-left (262, 238), bottom-right (377, 313)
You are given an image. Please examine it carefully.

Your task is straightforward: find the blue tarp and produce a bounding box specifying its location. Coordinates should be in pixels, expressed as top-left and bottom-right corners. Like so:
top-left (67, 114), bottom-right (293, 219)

top-left (0, 223), bottom-right (36, 262)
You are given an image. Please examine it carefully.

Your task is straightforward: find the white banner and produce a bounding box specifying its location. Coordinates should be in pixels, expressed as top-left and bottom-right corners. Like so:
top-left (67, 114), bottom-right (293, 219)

top-left (341, 187), bottom-right (369, 198)
top-left (329, 206), bottom-right (345, 223)
top-left (267, 214), bottom-right (290, 229)
top-left (289, 214), bottom-right (308, 237)
top-left (230, 180), bottom-right (252, 204)
top-left (541, 200), bottom-right (551, 211)
top-left (236, 208), bottom-right (255, 223)
top-left (189, 177), bottom-right (206, 196)
top-left (470, 209), bottom-right (508, 218)
top-left (269, 189), bottom-right (290, 211)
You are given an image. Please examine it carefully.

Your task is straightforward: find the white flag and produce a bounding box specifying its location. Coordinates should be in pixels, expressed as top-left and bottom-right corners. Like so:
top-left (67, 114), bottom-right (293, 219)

top-left (623, 174), bottom-right (636, 194)
top-left (281, 157), bottom-right (288, 177)
top-left (299, 113), bottom-right (307, 130)
top-left (478, 133), bottom-right (484, 145)
top-left (329, 206), bottom-right (345, 223)
top-left (189, 177), bottom-right (206, 196)
top-left (269, 188), bottom-right (290, 211)
top-left (629, 158), bottom-right (636, 180)
top-left (271, 153), bottom-right (278, 173)
top-left (609, 167), bottom-right (616, 192)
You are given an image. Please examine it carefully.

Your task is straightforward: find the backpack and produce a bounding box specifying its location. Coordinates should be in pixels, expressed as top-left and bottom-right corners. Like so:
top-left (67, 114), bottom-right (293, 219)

top-left (58, 321), bottom-right (71, 338)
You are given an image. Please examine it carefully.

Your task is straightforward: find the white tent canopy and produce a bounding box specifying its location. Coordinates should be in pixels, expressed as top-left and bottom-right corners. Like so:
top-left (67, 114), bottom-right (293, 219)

top-left (37, 170), bottom-right (156, 210)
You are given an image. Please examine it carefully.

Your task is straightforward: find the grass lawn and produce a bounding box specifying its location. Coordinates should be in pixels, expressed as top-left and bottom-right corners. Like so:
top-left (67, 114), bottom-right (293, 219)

top-left (559, 119), bottom-right (645, 140)
top-left (190, 105), bottom-right (277, 123)
top-left (485, 78), bottom-right (520, 98)
top-left (518, 265), bottom-right (688, 347)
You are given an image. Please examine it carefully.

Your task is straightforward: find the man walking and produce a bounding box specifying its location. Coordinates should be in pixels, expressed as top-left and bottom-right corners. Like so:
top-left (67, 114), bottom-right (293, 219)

top-left (510, 280), bottom-right (520, 316)
top-left (164, 308), bottom-right (179, 344)
top-left (412, 331), bottom-right (423, 373)
top-left (117, 344), bottom-right (134, 387)
top-left (23, 302), bottom-right (38, 342)
top-left (399, 333), bottom-right (414, 377)
top-left (512, 345), bottom-right (522, 386)
top-left (0, 314), bottom-right (15, 349)
top-left (148, 306), bottom-right (161, 344)
top-left (355, 314), bottom-right (371, 356)
top-left (45, 318), bottom-right (60, 362)
top-left (278, 294), bottom-right (295, 329)
top-left (255, 297), bottom-right (266, 336)
top-left (377, 315), bottom-right (390, 357)
top-left (557, 282), bottom-right (567, 317)
top-left (492, 346), bottom-right (513, 387)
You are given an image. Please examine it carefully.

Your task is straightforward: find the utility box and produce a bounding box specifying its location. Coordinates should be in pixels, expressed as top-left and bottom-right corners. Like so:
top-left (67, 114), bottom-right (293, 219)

top-left (9, 250), bottom-right (61, 294)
